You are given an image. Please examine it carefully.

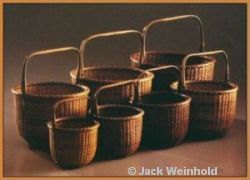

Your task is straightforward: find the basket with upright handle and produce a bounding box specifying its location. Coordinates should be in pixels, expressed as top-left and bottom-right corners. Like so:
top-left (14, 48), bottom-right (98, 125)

top-left (171, 50), bottom-right (238, 138)
top-left (48, 97), bottom-right (100, 169)
top-left (135, 65), bottom-right (191, 148)
top-left (11, 47), bottom-right (90, 151)
top-left (130, 15), bottom-right (216, 91)
top-left (93, 80), bottom-right (144, 159)
top-left (70, 30), bottom-right (154, 105)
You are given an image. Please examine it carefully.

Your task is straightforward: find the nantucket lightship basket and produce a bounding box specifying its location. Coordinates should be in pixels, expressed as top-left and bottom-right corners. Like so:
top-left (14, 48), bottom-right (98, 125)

top-left (11, 47), bottom-right (90, 151)
top-left (130, 15), bottom-right (216, 91)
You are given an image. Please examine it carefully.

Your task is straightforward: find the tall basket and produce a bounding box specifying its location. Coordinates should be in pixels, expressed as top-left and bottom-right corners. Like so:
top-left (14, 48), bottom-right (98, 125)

top-left (130, 15), bottom-right (216, 91)
top-left (11, 47), bottom-right (90, 151)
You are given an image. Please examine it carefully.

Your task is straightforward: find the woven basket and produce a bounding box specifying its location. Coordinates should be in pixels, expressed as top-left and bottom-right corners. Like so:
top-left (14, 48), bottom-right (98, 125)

top-left (48, 97), bottom-right (99, 169)
top-left (70, 30), bottom-right (154, 104)
top-left (11, 47), bottom-right (90, 151)
top-left (93, 80), bottom-right (144, 159)
top-left (172, 50), bottom-right (238, 139)
top-left (130, 15), bottom-right (216, 91)
top-left (135, 66), bottom-right (191, 148)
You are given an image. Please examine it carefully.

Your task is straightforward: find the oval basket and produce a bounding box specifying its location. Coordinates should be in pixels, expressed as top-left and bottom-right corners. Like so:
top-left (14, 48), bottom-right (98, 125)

top-left (172, 50), bottom-right (238, 139)
top-left (11, 47), bottom-right (90, 151)
top-left (70, 30), bottom-right (154, 105)
top-left (130, 15), bottom-right (216, 91)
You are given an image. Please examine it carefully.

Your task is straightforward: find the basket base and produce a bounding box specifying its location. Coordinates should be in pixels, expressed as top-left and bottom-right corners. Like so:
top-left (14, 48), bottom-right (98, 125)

top-left (142, 137), bottom-right (185, 149)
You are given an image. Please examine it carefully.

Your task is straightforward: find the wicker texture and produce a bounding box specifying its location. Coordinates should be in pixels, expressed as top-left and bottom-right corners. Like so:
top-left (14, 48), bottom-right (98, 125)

top-left (176, 50), bottom-right (239, 138)
top-left (11, 47), bottom-right (90, 151)
top-left (48, 97), bottom-right (99, 168)
top-left (130, 15), bottom-right (216, 91)
top-left (70, 30), bottom-right (154, 105)
top-left (180, 82), bottom-right (238, 137)
top-left (49, 126), bottom-right (98, 168)
top-left (70, 68), bottom-right (153, 104)
top-left (134, 65), bottom-right (191, 148)
top-left (93, 80), bottom-right (144, 159)
top-left (130, 52), bottom-right (216, 91)
top-left (139, 95), bottom-right (190, 148)
top-left (98, 105), bottom-right (143, 158)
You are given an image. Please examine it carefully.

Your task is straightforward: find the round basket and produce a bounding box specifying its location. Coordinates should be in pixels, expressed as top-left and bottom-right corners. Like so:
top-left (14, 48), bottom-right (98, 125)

top-left (172, 50), bottom-right (238, 139)
top-left (130, 15), bottom-right (216, 91)
top-left (135, 65), bottom-right (191, 148)
top-left (11, 47), bottom-right (90, 151)
top-left (70, 30), bottom-right (154, 105)
top-left (93, 80), bottom-right (144, 159)
top-left (48, 97), bottom-right (100, 169)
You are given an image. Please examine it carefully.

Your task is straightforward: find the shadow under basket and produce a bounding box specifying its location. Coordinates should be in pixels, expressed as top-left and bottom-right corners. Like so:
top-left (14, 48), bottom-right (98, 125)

top-left (96, 104), bottom-right (144, 159)
top-left (48, 118), bottom-right (100, 168)
top-left (137, 92), bottom-right (191, 149)
top-left (130, 52), bottom-right (216, 91)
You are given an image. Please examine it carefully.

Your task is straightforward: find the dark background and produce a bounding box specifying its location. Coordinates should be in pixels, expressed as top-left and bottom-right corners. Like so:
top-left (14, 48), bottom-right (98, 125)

top-left (4, 3), bottom-right (246, 121)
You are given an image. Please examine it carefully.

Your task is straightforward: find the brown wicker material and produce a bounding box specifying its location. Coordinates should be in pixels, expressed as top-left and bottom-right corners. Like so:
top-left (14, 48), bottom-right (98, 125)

top-left (135, 66), bottom-right (191, 148)
top-left (93, 80), bottom-right (144, 159)
top-left (11, 47), bottom-right (90, 151)
top-left (172, 50), bottom-right (238, 139)
top-left (48, 97), bottom-right (100, 168)
top-left (70, 30), bottom-right (154, 105)
top-left (130, 15), bottom-right (216, 91)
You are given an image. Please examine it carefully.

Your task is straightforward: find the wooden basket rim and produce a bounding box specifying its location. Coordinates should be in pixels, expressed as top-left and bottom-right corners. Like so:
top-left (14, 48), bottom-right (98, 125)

top-left (138, 92), bottom-right (191, 107)
top-left (47, 119), bottom-right (100, 131)
top-left (96, 104), bottom-right (144, 121)
top-left (11, 81), bottom-right (90, 98)
top-left (130, 51), bottom-right (216, 68)
top-left (70, 67), bottom-right (154, 83)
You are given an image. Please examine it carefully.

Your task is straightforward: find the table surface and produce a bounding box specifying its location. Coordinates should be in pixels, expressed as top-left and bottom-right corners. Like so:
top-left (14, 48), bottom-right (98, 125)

top-left (4, 119), bottom-right (246, 177)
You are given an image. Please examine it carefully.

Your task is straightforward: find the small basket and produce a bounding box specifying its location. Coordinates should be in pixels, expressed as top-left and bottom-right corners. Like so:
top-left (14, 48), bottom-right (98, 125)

top-left (70, 30), bottom-right (154, 105)
top-left (172, 50), bottom-right (238, 138)
top-left (48, 97), bottom-right (100, 168)
top-left (135, 66), bottom-right (191, 148)
top-left (130, 15), bottom-right (216, 91)
top-left (93, 80), bottom-right (144, 159)
top-left (11, 47), bottom-right (90, 151)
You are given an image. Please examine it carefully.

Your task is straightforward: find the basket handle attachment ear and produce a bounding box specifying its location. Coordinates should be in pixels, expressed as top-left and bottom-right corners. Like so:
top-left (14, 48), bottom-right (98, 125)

top-left (52, 96), bottom-right (91, 128)
top-left (134, 65), bottom-right (181, 102)
top-left (180, 50), bottom-right (229, 89)
top-left (80, 30), bottom-right (144, 69)
top-left (142, 15), bottom-right (205, 63)
top-left (92, 79), bottom-right (136, 118)
top-left (21, 47), bottom-right (82, 94)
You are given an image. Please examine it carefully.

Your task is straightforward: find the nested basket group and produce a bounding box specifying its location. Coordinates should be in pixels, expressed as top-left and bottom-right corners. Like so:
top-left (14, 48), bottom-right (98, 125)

top-left (130, 15), bottom-right (216, 91)
top-left (11, 47), bottom-right (90, 150)
top-left (70, 30), bottom-right (154, 105)
top-left (171, 50), bottom-right (238, 138)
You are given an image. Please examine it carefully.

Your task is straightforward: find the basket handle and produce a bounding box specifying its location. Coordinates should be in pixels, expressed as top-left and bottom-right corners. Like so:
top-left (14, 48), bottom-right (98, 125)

top-left (80, 30), bottom-right (144, 68)
top-left (21, 47), bottom-right (82, 94)
top-left (134, 65), bottom-right (181, 102)
top-left (92, 79), bottom-right (136, 117)
top-left (52, 96), bottom-right (91, 128)
top-left (180, 50), bottom-right (229, 89)
top-left (142, 15), bottom-right (205, 62)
